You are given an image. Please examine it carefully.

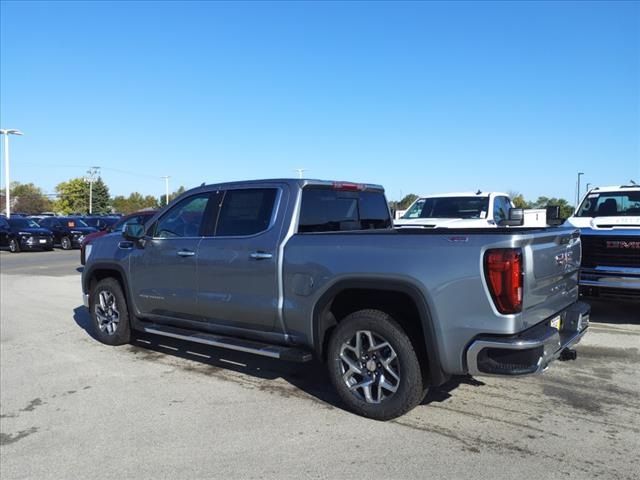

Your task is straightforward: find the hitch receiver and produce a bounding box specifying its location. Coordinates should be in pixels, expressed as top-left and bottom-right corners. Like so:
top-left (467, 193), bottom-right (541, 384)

top-left (559, 348), bottom-right (577, 361)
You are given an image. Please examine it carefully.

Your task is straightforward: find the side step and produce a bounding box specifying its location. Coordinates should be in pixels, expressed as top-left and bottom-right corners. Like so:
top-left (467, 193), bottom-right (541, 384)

top-left (141, 324), bottom-right (313, 362)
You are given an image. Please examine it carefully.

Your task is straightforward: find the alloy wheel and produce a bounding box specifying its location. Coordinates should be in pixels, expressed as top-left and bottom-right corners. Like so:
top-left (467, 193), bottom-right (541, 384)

top-left (95, 290), bottom-right (120, 335)
top-left (339, 330), bottom-right (400, 404)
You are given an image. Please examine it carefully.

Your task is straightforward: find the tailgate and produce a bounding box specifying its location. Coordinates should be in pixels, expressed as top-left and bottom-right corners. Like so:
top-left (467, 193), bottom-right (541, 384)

top-left (521, 228), bottom-right (581, 321)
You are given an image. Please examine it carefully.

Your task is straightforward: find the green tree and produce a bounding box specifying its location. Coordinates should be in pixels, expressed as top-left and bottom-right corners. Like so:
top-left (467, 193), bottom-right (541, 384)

top-left (112, 192), bottom-right (159, 214)
top-left (397, 194), bottom-right (419, 210)
top-left (10, 182), bottom-right (53, 213)
top-left (529, 196), bottom-right (574, 219)
top-left (507, 191), bottom-right (528, 209)
top-left (160, 185), bottom-right (186, 206)
top-left (54, 177), bottom-right (111, 214)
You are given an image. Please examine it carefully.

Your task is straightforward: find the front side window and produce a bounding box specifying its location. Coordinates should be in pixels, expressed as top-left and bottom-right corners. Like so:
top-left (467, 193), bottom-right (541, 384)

top-left (153, 194), bottom-right (209, 238)
top-left (215, 189), bottom-right (278, 237)
top-left (577, 191), bottom-right (640, 217)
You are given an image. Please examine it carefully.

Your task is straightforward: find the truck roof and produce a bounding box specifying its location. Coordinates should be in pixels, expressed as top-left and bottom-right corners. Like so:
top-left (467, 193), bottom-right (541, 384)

top-left (199, 178), bottom-right (385, 192)
top-left (587, 185), bottom-right (639, 193)
top-left (416, 191), bottom-right (509, 198)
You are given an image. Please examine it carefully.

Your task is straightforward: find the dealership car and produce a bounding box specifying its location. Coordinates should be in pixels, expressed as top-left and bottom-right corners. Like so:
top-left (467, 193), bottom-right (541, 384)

top-left (81, 211), bottom-right (156, 264)
top-left (0, 215), bottom-right (54, 252)
top-left (36, 216), bottom-right (97, 250)
top-left (565, 184), bottom-right (640, 300)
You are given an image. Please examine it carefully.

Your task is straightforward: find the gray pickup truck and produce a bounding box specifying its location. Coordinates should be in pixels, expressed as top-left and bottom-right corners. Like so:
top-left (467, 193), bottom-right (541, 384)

top-left (82, 179), bottom-right (589, 420)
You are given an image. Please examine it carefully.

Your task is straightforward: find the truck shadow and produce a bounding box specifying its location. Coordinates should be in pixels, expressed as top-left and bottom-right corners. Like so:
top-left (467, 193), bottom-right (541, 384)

top-left (73, 306), bottom-right (468, 413)
top-left (584, 299), bottom-right (639, 325)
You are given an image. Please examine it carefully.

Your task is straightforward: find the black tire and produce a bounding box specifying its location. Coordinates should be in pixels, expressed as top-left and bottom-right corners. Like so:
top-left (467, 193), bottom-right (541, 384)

top-left (60, 236), bottom-right (72, 250)
top-left (327, 309), bottom-right (426, 420)
top-left (9, 239), bottom-right (20, 253)
top-left (90, 278), bottom-right (131, 346)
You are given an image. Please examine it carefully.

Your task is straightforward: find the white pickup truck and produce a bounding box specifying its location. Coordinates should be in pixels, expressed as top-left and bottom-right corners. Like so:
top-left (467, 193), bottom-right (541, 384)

top-left (394, 191), bottom-right (547, 228)
top-left (564, 184), bottom-right (640, 300)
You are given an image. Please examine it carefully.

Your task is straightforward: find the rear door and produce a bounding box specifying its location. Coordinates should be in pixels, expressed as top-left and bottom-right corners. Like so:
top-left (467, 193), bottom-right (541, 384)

top-left (130, 192), bottom-right (212, 319)
top-left (196, 186), bottom-right (285, 331)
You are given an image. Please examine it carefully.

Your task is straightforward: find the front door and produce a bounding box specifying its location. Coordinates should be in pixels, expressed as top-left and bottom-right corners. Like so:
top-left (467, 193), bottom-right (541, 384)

top-left (196, 186), bottom-right (285, 331)
top-left (130, 192), bottom-right (211, 320)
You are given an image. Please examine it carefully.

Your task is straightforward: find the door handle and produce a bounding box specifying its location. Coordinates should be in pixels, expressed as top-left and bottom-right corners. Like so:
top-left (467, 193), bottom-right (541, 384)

top-left (250, 251), bottom-right (273, 260)
top-left (177, 249), bottom-right (196, 257)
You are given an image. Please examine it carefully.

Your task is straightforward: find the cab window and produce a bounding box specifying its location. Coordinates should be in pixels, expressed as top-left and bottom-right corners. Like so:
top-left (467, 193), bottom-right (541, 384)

top-left (153, 194), bottom-right (210, 238)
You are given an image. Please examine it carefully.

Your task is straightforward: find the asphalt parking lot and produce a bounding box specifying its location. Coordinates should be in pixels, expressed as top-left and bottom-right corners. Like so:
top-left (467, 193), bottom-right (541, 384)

top-left (1, 249), bottom-right (639, 479)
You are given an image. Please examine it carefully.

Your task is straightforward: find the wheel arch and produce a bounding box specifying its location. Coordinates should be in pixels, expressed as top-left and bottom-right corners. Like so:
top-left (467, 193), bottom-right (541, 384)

top-left (311, 278), bottom-right (447, 386)
top-left (84, 263), bottom-right (137, 319)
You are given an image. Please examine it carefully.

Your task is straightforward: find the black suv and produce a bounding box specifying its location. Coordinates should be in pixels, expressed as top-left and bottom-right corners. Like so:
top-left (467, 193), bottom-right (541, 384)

top-left (0, 216), bottom-right (54, 252)
top-left (37, 217), bottom-right (97, 250)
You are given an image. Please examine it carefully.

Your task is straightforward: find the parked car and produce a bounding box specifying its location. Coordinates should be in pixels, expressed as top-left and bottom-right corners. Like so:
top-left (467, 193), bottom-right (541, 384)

top-left (394, 192), bottom-right (548, 228)
top-left (0, 215), bottom-right (54, 252)
top-left (82, 178), bottom-right (589, 420)
top-left (80, 211), bottom-right (157, 265)
top-left (83, 216), bottom-right (120, 232)
top-left (565, 184), bottom-right (640, 300)
top-left (36, 216), bottom-right (97, 250)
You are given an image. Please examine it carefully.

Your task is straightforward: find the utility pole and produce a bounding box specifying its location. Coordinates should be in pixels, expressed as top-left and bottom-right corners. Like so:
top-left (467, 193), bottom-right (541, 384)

top-left (575, 172), bottom-right (584, 210)
top-left (84, 166), bottom-right (100, 214)
top-left (161, 176), bottom-right (170, 205)
top-left (0, 129), bottom-right (23, 218)
top-left (294, 168), bottom-right (306, 179)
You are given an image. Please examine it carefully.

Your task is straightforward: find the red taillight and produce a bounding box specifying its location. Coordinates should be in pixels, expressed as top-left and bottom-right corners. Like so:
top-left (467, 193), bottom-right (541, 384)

top-left (484, 248), bottom-right (523, 314)
top-left (332, 181), bottom-right (365, 191)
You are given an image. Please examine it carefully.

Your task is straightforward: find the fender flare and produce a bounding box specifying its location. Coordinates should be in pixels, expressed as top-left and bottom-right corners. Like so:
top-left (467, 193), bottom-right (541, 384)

top-left (311, 278), bottom-right (447, 385)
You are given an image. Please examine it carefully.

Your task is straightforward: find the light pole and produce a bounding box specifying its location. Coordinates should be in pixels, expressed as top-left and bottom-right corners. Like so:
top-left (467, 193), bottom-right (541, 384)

top-left (0, 129), bottom-right (24, 218)
top-left (586, 183), bottom-right (592, 193)
top-left (84, 167), bottom-right (100, 214)
top-left (576, 172), bottom-right (584, 209)
top-left (161, 176), bottom-right (170, 205)
top-left (294, 168), bottom-right (306, 179)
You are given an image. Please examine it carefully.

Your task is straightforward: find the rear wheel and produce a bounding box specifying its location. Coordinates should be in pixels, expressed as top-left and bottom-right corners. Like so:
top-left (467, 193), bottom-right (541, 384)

top-left (327, 309), bottom-right (426, 420)
top-left (61, 236), bottom-right (72, 250)
top-left (90, 278), bottom-right (131, 346)
top-left (9, 239), bottom-right (20, 253)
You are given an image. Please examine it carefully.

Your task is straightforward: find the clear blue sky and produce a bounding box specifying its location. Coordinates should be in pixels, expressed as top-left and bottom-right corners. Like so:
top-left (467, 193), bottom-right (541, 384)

top-left (1, 0), bottom-right (638, 202)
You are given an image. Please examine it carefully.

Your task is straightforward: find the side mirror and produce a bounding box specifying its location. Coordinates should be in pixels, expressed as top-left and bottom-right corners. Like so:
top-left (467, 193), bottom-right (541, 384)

top-left (546, 206), bottom-right (563, 226)
top-left (498, 208), bottom-right (524, 227)
top-left (123, 223), bottom-right (145, 241)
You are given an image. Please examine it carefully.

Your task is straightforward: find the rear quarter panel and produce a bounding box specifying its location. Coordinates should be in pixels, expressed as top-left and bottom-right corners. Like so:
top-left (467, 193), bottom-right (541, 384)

top-left (283, 228), bottom-right (579, 375)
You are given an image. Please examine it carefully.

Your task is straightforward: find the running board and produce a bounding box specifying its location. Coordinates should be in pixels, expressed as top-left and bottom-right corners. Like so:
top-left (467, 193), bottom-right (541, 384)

top-left (141, 324), bottom-right (313, 362)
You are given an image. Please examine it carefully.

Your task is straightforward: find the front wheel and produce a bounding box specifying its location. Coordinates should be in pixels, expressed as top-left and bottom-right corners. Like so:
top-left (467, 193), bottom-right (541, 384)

top-left (9, 239), bottom-right (20, 253)
top-left (60, 236), bottom-right (72, 250)
top-left (327, 309), bottom-right (426, 420)
top-left (90, 278), bottom-right (131, 346)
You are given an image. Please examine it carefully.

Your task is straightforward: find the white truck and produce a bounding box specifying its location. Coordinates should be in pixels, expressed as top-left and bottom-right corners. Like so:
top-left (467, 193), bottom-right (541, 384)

top-left (394, 191), bottom-right (547, 228)
top-left (564, 184), bottom-right (640, 300)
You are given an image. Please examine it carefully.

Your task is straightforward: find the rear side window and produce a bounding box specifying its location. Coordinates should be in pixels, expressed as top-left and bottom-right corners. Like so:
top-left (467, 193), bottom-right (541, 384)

top-left (298, 188), bottom-right (392, 233)
top-left (215, 189), bottom-right (278, 236)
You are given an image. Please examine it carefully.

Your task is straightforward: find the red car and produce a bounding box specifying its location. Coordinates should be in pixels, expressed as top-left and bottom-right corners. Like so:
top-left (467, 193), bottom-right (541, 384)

top-left (80, 211), bottom-right (156, 265)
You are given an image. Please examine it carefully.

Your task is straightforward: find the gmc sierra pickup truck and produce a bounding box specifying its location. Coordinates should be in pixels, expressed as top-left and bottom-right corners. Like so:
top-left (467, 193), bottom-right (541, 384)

top-left (565, 185), bottom-right (640, 300)
top-left (82, 179), bottom-right (589, 420)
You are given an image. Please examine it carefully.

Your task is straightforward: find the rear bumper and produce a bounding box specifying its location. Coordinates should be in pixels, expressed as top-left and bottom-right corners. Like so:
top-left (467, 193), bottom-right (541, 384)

top-left (466, 301), bottom-right (590, 376)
